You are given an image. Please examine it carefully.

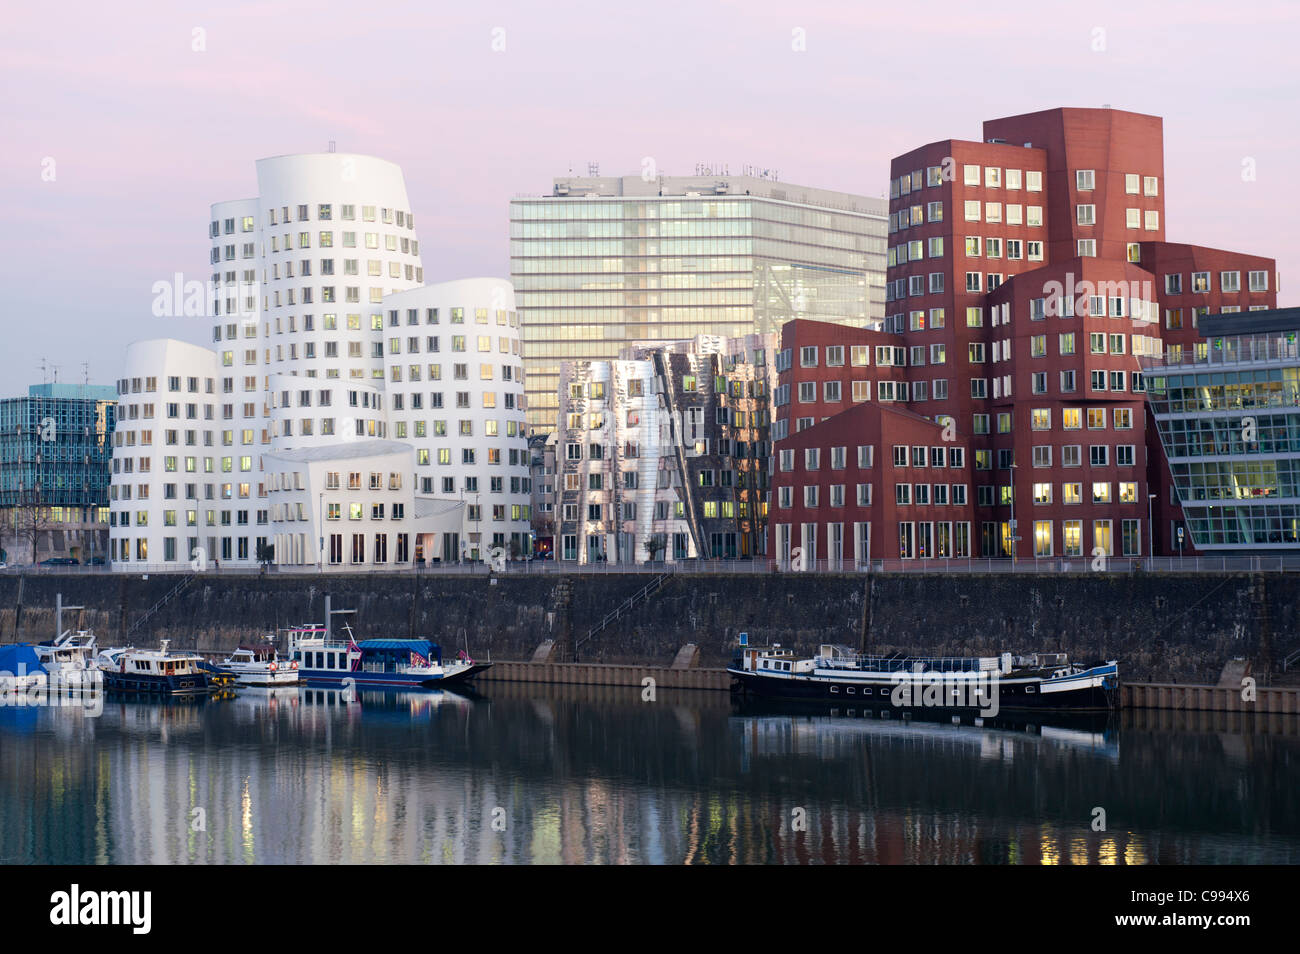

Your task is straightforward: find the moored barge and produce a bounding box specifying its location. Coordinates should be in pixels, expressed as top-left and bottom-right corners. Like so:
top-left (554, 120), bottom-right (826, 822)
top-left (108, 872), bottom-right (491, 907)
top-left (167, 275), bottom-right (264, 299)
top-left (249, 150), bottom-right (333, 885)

top-left (729, 644), bottom-right (1118, 711)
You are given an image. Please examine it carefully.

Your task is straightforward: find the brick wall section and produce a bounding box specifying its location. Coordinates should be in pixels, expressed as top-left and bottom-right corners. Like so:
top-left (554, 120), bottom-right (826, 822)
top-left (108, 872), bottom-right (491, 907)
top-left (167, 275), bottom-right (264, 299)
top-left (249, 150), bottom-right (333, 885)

top-left (0, 571), bottom-right (1292, 683)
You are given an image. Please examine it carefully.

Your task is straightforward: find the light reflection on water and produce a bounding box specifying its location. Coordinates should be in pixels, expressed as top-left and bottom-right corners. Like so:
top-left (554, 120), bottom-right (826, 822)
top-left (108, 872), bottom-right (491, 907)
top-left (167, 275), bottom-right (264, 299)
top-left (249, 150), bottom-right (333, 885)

top-left (0, 683), bottom-right (1297, 864)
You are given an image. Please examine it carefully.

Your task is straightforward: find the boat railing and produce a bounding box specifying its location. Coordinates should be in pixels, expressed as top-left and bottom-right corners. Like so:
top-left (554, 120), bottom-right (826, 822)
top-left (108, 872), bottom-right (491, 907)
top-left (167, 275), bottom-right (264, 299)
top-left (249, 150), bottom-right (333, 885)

top-left (293, 638), bottom-right (356, 651)
top-left (815, 654), bottom-right (995, 674)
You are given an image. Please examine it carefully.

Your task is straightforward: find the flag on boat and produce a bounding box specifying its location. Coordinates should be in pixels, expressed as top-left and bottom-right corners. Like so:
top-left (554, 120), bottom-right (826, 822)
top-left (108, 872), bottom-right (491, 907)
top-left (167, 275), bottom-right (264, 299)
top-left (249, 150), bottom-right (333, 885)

top-left (409, 650), bottom-right (429, 667)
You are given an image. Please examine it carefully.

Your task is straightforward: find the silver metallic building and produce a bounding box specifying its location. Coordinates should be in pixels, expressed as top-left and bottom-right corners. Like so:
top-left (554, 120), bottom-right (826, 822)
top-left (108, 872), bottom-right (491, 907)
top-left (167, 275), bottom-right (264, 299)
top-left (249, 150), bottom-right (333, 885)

top-left (555, 333), bottom-right (778, 565)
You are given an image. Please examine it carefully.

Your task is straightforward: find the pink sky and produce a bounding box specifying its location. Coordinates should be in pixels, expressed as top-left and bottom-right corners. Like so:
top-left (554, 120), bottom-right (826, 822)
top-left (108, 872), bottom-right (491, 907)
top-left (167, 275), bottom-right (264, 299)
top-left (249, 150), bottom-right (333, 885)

top-left (1, 0), bottom-right (1296, 390)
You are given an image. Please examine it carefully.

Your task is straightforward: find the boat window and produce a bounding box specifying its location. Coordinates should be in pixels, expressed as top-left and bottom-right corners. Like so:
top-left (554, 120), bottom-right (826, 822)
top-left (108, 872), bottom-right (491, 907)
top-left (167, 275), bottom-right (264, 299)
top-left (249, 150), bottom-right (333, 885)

top-left (830, 686), bottom-right (839, 693)
top-left (846, 687), bottom-right (855, 694)
top-left (1025, 686), bottom-right (1035, 693)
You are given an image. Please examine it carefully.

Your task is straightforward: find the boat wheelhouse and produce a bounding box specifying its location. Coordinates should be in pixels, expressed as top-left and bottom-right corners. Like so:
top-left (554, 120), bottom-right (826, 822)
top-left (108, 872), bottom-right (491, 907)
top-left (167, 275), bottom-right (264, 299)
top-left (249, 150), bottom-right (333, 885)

top-left (286, 624), bottom-right (490, 689)
top-left (98, 641), bottom-right (214, 696)
top-left (729, 645), bottom-right (1119, 711)
top-left (31, 630), bottom-right (105, 690)
top-left (35, 630), bottom-right (99, 675)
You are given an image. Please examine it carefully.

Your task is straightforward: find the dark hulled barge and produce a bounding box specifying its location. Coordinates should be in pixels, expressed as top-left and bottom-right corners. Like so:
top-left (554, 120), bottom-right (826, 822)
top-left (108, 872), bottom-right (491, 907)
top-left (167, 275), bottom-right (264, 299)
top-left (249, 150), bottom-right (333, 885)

top-left (729, 645), bottom-right (1118, 712)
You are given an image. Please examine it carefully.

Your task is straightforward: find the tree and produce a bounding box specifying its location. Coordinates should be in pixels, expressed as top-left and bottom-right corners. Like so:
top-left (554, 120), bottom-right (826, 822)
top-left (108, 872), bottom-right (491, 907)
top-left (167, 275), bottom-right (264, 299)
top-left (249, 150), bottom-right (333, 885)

top-left (644, 535), bottom-right (666, 563)
top-left (256, 541), bottom-right (275, 573)
top-left (12, 492), bottom-right (53, 564)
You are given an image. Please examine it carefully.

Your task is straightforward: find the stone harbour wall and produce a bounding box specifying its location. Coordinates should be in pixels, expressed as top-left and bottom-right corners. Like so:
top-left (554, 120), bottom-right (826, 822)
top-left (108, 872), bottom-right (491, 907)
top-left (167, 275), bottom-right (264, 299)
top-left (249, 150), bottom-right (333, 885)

top-left (0, 569), bottom-right (1293, 683)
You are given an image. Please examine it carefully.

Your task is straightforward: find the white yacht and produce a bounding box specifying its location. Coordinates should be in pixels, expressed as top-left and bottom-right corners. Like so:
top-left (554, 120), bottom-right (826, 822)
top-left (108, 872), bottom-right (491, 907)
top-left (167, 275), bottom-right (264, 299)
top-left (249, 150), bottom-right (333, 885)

top-left (34, 630), bottom-right (102, 687)
top-left (220, 643), bottom-right (300, 687)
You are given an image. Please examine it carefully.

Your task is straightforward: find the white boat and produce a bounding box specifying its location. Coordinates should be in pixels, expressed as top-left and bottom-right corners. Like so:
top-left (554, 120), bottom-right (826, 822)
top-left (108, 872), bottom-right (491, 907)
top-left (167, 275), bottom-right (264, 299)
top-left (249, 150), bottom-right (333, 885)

top-left (220, 643), bottom-right (300, 687)
top-left (34, 630), bottom-right (103, 688)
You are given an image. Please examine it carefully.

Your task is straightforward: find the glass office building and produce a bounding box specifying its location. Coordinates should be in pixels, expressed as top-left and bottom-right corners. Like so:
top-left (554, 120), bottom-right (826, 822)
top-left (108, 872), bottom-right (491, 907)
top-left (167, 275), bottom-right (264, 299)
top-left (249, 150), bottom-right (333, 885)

top-left (1144, 309), bottom-right (1300, 549)
top-left (511, 174), bottom-right (887, 434)
top-left (0, 383), bottom-right (117, 562)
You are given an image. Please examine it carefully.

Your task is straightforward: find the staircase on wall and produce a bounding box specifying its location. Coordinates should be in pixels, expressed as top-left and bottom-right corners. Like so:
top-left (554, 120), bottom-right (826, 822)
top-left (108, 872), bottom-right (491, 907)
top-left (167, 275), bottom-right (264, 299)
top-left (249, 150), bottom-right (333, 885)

top-left (126, 574), bottom-right (198, 637)
top-left (574, 574), bottom-right (668, 661)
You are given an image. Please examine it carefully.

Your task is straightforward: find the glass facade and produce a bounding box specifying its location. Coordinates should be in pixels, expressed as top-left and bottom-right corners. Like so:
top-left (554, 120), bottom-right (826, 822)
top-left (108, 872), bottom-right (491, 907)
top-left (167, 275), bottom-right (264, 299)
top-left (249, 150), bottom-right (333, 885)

top-left (512, 185), bottom-right (887, 433)
top-left (1145, 328), bottom-right (1300, 548)
top-left (0, 384), bottom-right (117, 508)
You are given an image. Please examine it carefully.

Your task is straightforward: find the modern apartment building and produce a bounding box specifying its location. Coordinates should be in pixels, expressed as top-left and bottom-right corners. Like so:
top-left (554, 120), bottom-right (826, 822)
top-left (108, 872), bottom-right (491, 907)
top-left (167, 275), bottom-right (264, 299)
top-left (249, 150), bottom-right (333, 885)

top-left (109, 154), bottom-right (531, 570)
top-left (770, 107), bottom-right (1279, 563)
top-left (553, 333), bottom-right (776, 565)
top-left (0, 383), bottom-right (117, 564)
top-left (511, 173), bottom-right (888, 434)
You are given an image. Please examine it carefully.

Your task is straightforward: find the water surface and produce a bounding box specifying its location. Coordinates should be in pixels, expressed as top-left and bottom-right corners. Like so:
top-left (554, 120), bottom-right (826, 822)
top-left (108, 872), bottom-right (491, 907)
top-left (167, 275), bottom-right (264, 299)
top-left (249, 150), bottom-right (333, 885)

top-left (1, 683), bottom-right (1296, 864)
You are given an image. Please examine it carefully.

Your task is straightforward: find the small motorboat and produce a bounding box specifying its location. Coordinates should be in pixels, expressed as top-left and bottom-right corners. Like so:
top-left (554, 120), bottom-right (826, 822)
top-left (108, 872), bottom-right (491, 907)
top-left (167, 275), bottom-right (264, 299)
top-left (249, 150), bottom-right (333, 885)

top-left (220, 642), bottom-right (300, 687)
top-left (34, 630), bottom-right (102, 689)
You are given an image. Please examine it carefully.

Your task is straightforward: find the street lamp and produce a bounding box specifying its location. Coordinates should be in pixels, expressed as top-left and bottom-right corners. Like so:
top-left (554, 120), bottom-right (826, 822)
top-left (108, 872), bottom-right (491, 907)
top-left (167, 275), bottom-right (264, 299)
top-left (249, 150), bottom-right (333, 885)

top-left (1008, 461), bottom-right (1018, 565)
top-left (1148, 492), bottom-right (1158, 568)
top-left (318, 490), bottom-right (325, 573)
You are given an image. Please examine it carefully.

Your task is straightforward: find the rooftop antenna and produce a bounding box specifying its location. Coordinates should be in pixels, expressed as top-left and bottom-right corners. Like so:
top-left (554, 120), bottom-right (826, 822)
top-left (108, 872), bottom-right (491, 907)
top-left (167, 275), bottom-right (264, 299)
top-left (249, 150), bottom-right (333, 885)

top-left (587, 161), bottom-right (600, 176)
top-left (328, 140), bottom-right (336, 153)
top-left (82, 362), bottom-right (89, 386)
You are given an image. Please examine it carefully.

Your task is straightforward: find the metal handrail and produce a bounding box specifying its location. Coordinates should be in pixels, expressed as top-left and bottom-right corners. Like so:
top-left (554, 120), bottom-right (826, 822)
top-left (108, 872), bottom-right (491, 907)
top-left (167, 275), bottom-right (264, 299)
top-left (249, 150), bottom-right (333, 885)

top-left (576, 574), bottom-right (668, 652)
top-left (125, 573), bottom-right (197, 635)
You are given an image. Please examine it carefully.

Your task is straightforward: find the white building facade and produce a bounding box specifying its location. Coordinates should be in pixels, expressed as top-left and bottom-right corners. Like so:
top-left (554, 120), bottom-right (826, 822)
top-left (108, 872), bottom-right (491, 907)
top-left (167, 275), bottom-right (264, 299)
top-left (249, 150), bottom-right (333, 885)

top-left (382, 279), bottom-right (531, 561)
top-left (110, 153), bottom-right (530, 571)
top-left (108, 339), bottom-right (230, 566)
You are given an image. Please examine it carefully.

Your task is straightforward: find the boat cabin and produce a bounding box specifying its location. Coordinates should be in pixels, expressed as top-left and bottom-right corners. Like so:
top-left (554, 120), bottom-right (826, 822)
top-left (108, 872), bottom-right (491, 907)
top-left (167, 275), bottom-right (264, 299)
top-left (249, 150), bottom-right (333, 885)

top-left (356, 639), bottom-right (442, 674)
top-left (287, 625), bottom-right (358, 674)
top-left (737, 645), bottom-right (809, 674)
top-left (230, 644), bottom-right (277, 664)
top-left (119, 648), bottom-right (204, 676)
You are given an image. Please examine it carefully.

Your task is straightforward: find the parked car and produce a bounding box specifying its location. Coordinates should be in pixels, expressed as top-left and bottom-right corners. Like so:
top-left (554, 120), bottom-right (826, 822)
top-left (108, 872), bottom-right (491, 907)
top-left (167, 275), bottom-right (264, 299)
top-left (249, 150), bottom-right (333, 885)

top-left (86, 556), bottom-right (106, 566)
top-left (37, 557), bottom-right (79, 566)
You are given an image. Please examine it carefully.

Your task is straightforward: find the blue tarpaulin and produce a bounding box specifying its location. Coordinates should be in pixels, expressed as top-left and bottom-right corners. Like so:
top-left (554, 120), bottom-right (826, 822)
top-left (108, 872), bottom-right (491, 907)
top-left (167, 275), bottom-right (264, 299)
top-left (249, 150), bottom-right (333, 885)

top-left (355, 639), bottom-right (442, 664)
top-left (0, 644), bottom-right (44, 677)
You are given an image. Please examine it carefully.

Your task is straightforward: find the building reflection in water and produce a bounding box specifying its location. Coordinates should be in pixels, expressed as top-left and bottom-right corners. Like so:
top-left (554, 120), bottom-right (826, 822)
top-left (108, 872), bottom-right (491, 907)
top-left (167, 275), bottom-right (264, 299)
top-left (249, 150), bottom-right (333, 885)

top-left (0, 683), bottom-right (1297, 864)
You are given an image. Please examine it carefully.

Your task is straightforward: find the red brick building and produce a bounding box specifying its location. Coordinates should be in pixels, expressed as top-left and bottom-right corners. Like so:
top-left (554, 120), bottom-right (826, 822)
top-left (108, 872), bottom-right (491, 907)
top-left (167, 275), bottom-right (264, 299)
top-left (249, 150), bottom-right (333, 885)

top-left (769, 107), bottom-right (1278, 564)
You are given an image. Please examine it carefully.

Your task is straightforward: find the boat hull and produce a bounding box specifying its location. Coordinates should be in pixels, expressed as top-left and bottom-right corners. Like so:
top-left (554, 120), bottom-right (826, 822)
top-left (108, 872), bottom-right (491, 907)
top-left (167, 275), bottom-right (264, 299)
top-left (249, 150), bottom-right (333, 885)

top-left (101, 671), bottom-right (213, 696)
top-left (728, 665), bottom-right (1117, 712)
top-left (223, 668), bottom-right (301, 687)
top-left (299, 662), bottom-right (491, 689)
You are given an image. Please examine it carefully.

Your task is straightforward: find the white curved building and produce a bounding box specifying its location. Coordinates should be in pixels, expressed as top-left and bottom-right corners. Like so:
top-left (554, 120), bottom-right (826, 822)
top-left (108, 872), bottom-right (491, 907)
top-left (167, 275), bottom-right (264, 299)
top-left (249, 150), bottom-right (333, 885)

top-left (382, 278), bottom-right (532, 561)
top-left (110, 153), bottom-right (529, 571)
top-left (220, 154), bottom-right (424, 453)
top-left (108, 339), bottom-right (227, 567)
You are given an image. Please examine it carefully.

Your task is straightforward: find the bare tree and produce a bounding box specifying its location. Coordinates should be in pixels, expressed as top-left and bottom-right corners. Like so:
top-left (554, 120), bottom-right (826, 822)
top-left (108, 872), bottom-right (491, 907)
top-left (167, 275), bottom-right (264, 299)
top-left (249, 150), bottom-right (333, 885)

top-left (11, 490), bottom-right (53, 564)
